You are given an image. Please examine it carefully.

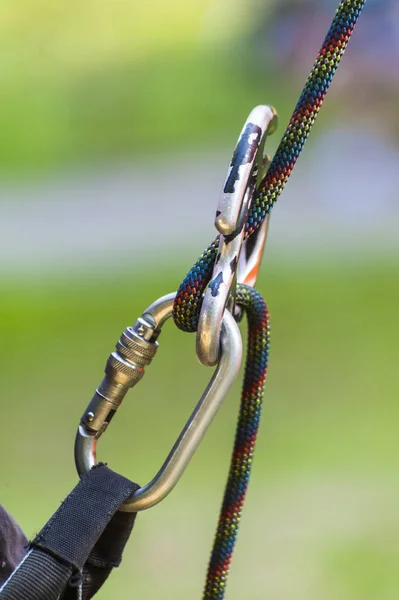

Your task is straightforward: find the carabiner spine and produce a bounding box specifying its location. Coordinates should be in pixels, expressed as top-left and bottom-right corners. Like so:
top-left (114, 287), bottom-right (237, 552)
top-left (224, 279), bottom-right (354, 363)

top-left (75, 294), bottom-right (242, 512)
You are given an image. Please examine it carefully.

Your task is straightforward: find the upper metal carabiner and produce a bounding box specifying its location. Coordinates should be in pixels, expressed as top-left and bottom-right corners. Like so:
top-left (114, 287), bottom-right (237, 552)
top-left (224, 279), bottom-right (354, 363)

top-left (75, 292), bottom-right (242, 512)
top-left (196, 105), bottom-right (278, 367)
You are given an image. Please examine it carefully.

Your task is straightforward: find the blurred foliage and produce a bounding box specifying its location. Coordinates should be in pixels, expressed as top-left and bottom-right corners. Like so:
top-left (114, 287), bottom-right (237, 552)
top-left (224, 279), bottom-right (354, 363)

top-left (0, 0), bottom-right (298, 176)
top-left (2, 1), bottom-right (397, 175)
top-left (0, 258), bottom-right (398, 598)
top-left (1, 3), bottom-right (397, 598)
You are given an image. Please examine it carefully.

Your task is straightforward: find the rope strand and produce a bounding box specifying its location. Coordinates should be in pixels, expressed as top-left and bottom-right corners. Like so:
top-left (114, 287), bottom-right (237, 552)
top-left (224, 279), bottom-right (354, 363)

top-left (171, 2), bottom-right (367, 597)
top-left (246, 0), bottom-right (366, 235)
top-left (203, 285), bottom-right (270, 600)
top-left (173, 0), bottom-right (366, 334)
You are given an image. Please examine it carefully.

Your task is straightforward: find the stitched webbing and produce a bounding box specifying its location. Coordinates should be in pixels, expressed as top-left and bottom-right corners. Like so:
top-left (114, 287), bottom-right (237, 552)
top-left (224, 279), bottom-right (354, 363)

top-left (0, 465), bottom-right (139, 600)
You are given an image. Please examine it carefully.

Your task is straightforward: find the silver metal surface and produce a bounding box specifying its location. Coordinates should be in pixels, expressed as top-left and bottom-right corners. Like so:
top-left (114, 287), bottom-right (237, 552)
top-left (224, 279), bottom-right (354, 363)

top-left (197, 106), bottom-right (278, 366)
top-left (236, 214), bottom-right (269, 288)
top-left (215, 105), bottom-right (276, 236)
top-left (196, 186), bottom-right (253, 366)
top-left (75, 295), bottom-right (174, 464)
top-left (141, 292), bottom-right (178, 333)
top-left (75, 295), bottom-right (242, 512)
top-left (236, 152), bottom-right (273, 289)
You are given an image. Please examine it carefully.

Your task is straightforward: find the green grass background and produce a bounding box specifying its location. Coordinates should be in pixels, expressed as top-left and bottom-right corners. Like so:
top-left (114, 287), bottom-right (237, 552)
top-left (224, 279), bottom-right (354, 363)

top-left (1, 257), bottom-right (398, 599)
top-left (0, 0), bottom-right (296, 176)
top-left (1, 1), bottom-right (398, 597)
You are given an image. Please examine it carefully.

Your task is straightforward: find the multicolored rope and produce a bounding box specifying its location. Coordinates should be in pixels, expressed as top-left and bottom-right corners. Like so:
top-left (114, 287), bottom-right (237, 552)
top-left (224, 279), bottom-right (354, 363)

top-left (173, 0), bottom-right (366, 333)
top-left (203, 285), bottom-right (270, 600)
top-left (246, 0), bottom-right (366, 235)
top-left (171, 1), bottom-right (366, 597)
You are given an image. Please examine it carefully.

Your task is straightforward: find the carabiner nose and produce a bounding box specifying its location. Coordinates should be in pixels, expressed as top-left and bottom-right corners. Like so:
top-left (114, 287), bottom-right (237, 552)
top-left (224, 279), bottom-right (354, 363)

top-left (196, 105), bottom-right (277, 367)
top-left (215, 105), bottom-right (276, 237)
top-left (74, 293), bottom-right (242, 512)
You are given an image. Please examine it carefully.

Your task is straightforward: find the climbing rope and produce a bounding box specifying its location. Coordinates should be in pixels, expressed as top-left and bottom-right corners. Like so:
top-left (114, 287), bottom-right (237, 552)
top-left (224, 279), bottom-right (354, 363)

top-left (173, 0), bottom-right (367, 333)
top-left (172, 1), bottom-right (367, 598)
top-left (203, 285), bottom-right (270, 600)
top-left (0, 2), bottom-right (368, 599)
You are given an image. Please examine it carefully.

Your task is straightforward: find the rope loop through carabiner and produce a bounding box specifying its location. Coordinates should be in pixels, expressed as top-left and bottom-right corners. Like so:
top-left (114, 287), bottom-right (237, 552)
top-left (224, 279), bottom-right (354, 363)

top-left (196, 105), bottom-right (277, 367)
top-left (0, 2), bottom-right (369, 600)
top-left (173, 0), bottom-right (367, 335)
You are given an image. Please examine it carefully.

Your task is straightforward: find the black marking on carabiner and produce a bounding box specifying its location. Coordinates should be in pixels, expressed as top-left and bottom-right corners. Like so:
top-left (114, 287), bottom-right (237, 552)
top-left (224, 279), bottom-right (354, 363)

top-left (209, 272), bottom-right (224, 297)
top-left (244, 222), bottom-right (261, 258)
top-left (224, 229), bottom-right (241, 245)
top-left (223, 123), bottom-right (262, 194)
top-left (230, 257), bottom-right (238, 273)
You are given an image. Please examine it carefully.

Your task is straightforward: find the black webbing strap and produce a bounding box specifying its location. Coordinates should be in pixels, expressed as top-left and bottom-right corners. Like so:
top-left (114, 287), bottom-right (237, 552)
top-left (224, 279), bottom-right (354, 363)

top-left (0, 464), bottom-right (140, 600)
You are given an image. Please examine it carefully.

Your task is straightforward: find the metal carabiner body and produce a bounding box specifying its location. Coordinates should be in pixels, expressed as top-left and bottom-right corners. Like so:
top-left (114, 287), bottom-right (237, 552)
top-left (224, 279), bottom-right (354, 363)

top-left (196, 105), bottom-right (277, 366)
top-left (75, 292), bottom-right (242, 512)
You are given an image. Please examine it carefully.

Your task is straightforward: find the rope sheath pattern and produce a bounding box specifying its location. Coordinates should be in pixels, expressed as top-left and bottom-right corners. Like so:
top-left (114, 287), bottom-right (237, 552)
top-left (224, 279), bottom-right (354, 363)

top-left (170, 2), bottom-right (367, 597)
top-left (246, 0), bottom-right (366, 235)
top-left (173, 0), bottom-right (366, 333)
top-left (203, 285), bottom-right (270, 600)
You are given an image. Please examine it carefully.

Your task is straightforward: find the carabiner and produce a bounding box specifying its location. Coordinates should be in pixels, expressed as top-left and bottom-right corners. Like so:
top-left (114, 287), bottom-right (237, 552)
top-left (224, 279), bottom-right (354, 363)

top-left (196, 105), bottom-right (278, 366)
top-left (74, 292), bottom-right (242, 512)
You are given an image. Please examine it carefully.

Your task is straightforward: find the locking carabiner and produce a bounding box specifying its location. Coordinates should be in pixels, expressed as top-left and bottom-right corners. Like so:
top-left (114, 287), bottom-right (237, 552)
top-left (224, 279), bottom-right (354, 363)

top-left (74, 292), bottom-right (242, 512)
top-left (196, 105), bottom-right (278, 366)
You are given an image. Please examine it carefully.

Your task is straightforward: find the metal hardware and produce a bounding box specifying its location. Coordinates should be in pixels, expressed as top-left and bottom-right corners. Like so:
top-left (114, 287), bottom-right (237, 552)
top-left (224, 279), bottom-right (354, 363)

top-left (196, 105), bottom-right (278, 366)
top-left (236, 152), bottom-right (273, 289)
top-left (75, 292), bottom-right (242, 512)
top-left (215, 105), bottom-right (277, 236)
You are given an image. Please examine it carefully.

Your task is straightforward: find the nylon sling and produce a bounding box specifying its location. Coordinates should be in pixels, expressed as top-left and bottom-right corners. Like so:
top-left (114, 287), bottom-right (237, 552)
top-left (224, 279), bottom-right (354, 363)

top-left (0, 465), bottom-right (139, 600)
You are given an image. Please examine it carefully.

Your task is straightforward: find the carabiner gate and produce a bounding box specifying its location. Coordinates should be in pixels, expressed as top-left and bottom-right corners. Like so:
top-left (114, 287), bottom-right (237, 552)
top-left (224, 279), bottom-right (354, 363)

top-left (75, 293), bottom-right (242, 512)
top-left (196, 105), bottom-right (277, 366)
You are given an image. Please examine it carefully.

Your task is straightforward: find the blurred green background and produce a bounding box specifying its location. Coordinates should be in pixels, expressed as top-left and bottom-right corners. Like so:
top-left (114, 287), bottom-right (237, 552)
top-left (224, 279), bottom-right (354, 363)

top-left (1, 1), bottom-right (398, 599)
top-left (0, 0), bottom-right (287, 176)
